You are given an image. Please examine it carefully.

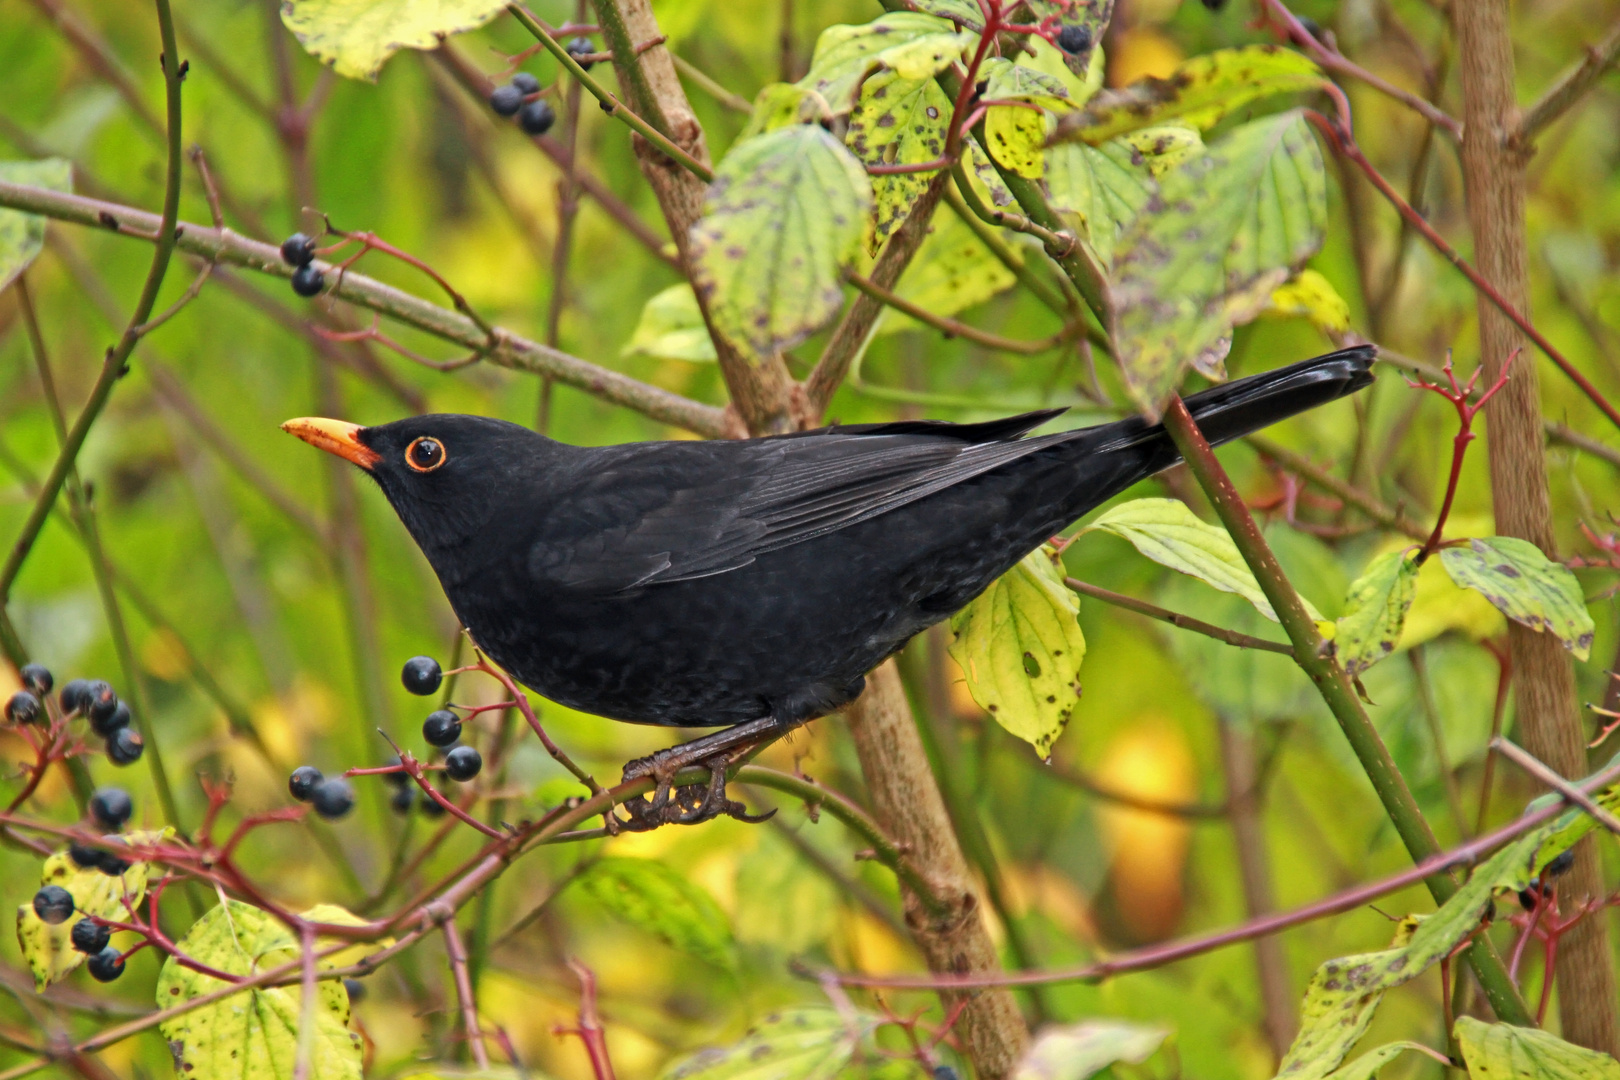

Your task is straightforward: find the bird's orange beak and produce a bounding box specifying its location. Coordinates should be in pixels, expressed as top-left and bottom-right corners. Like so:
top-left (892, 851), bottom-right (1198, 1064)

top-left (281, 417), bottom-right (382, 470)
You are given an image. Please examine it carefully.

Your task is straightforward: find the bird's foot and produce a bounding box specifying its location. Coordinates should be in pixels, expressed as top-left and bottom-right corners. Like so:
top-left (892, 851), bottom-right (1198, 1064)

top-left (616, 751), bottom-right (774, 832)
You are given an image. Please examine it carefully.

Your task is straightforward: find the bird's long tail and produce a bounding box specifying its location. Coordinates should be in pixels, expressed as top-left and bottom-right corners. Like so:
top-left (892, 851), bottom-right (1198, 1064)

top-left (1178, 344), bottom-right (1376, 444)
top-left (1069, 345), bottom-right (1377, 504)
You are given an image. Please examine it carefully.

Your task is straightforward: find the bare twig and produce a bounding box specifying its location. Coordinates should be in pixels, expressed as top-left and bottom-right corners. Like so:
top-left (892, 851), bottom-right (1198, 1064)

top-left (1491, 738), bottom-right (1620, 835)
top-left (1515, 19), bottom-right (1620, 144)
top-left (1064, 577), bottom-right (1293, 654)
top-left (440, 914), bottom-right (490, 1069)
top-left (671, 53), bottom-right (753, 113)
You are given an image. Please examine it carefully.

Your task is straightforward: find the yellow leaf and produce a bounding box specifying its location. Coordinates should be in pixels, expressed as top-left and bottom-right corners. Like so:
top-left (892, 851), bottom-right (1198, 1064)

top-left (1266, 269), bottom-right (1352, 334)
top-left (984, 105), bottom-right (1046, 179)
top-left (280, 0), bottom-right (507, 82)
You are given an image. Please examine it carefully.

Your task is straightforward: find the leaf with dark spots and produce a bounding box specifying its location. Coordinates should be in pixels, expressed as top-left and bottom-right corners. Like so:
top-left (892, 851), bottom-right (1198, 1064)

top-left (1440, 537), bottom-right (1594, 660)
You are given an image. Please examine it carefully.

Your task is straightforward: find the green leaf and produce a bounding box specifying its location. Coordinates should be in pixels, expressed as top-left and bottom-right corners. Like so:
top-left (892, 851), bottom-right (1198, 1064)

top-left (279, 0), bottom-right (506, 81)
top-left (1088, 498), bottom-right (1324, 624)
top-left (981, 58), bottom-right (1073, 108)
top-left (1277, 800), bottom-right (1614, 1080)
top-left (0, 158), bottom-right (72, 293)
top-left (15, 830), bottom-right (164, 990)
top-left (578, 857), bottom-right (735, 970)
top-left (1115, 124), bottom-right (1204, 177)
top-left (1053, 45), bottom-right (1325, 144)
top-left (948, 545), bottom-right (1086, 759)
top-left (623, 284), bottom-right (716, 364)
top-left (881, 211), bottom-right (1016, 334)
top-left (1015, 1020), bottom-right (1170, 1080)
top-left (799, 14), bottom-right (975, 115)
top-left (1109, 111), bottom-right (1327, 417)
top-left (1264, 269), bottom-right (1352, 334)
top-left (1321, 1043), bottom-right (1440, 1080)
top-left (660, 1008), bottom-right (870, 1080)
top-left (984, 105), bottom-right (1047, 179)
top-left (963, 137), bottom-right (1016, 207)
top-left (690, 126), bottom-right (873, 358)
top-left (741, 83), bottom-right (824, 139)
top-left (157, 900), bottom-right (362, 1080)
top-left (1454, 1018), bottom-right (1620, 1079)
top-left (1331, 549), bottom-right (1419, 676)
top-left (1439, 537), bottom-right (1595, 660)
top-left (1044, 141), bottom-right (1155, 269)
top-left (848, 71), bottom-right (952, 250)
top-left (1019, 37), bottom-right (1106, 107)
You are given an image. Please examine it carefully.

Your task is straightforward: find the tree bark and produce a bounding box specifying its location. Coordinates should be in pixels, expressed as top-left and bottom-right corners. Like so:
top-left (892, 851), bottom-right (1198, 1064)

top-left (591, 0), bottom-right (797, 435)
top-left (1455, 0), bottom-right (1619, 1051)
top-left (844, 661), bottom-right (1031, 1080)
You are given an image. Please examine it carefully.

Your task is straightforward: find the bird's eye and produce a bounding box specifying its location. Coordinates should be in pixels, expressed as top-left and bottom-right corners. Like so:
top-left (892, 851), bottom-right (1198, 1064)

top-left (405, 437), bottom-right (446, 473)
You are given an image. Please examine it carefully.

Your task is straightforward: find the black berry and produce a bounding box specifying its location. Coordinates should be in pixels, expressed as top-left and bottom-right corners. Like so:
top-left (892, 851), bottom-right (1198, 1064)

top-left (565, 37), bottom-right (596, 70)
top-left (384, 755), bottom-right (410, 787)
top-left (444, 745), bottom-right (482, 782)
top-left (87, 947), bottom-right (124, 982)
top-left (69, 843), bottom-right (101, 869)
top-left (518, 99), bottom-right (556, 136)
top-left (6, 691), bottom-right (42, 726)
top-left (401, 656), bottom-right (442, 696)
top-left (490, 83), bottom-right (525, 116)
top-left (90, 699), bottom-right (131, 737)
top-left (59, 679), bottom-right (91, 715)
top-left (1546, 850), bottom-right (1575, 877)
top-left (389, 785), bottom-right (415, 815)
top-left (511, 71), bottom-right (541, 95)
top-left (312, 779), bottom-right (355, 820)
top-left (1055, 24), bottom-right (1092, 54)
top-left (291, 263), bottom-right (325, 298)
top-left (289, 765), bottom-right (324, 802)
top-left (1200, 0), bottom-right (1227, 9)
top-left (422, 710), bottom-right (461, 747)
top-left (19, 664), bottom-right (52, 696)
top-left (344, 977), bottom-right (366, 1002)
top-left (33, 885), bottom-right (74, 924)
top-left (933, 1067), bottom-right (960, 1080)
top-left (420, 789), bottom-right (447, 817)
top-left (89, 788), bottom-right (133, 830)
top-left (280, 232), bottom-right (317, 266)
top-left (71, 919), bottom-right (110, 955)
top-left (106, 727), bottom-right (144, 766)
top-left (85, 681), bottom-right (118, 726)
top-left (95, 838), bottom-right (130, 876)
top-left (1295, 15), bottom-right (1322, 40)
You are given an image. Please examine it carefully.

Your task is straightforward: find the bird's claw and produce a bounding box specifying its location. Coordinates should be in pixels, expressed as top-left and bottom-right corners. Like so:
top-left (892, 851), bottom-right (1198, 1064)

top-left (614, 753), bottom-right (774, 832)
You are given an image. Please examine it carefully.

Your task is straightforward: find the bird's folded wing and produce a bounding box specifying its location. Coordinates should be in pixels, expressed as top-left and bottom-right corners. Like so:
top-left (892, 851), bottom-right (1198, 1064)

top-left (530, 421), bottom-right (1072, 592)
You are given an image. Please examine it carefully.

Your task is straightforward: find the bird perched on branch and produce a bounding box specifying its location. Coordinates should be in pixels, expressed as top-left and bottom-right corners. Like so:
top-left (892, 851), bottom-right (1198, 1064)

top-left (285, 345), bottom-right (1374, 828)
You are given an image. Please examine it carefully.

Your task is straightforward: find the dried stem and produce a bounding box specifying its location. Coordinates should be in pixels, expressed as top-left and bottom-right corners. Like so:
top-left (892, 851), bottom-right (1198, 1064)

top-left (1065, 577), bottom-right (1293, 654)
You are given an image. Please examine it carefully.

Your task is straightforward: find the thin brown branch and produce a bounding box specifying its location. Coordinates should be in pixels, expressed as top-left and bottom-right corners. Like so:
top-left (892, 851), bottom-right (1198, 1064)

top-left (439, 914), bottom-right (491, 1069)
top-left (846, 272), bottom-right (1072, 355)
top-left (0, 181), bottom-right (731, 437)
top-left (671, 53), bottom-right (753, 114)
top-left (1515, 19), bottom-right (1620, 144)
top-left (1064, 577), bottom-right (1293, 654)
top-left (1246, 432), bottom-right (1429, 539)
top-left (1491, 738), bottom-right (1620, 835)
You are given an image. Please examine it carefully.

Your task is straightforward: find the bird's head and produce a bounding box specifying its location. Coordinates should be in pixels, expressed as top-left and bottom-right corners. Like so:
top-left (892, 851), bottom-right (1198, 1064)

top-left (281, 413), bottom-right (544, 567)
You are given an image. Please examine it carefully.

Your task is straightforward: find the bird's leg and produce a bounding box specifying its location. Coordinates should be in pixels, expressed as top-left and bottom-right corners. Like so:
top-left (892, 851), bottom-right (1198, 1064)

top-left (617, 717), bottom-right (797, 830)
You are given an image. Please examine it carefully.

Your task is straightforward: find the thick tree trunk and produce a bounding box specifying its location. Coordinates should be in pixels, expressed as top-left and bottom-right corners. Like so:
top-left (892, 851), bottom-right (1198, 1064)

top-left (1454, 0), bottom-right (1619, 1051)
top-left (844, 661), bottom-right (1031, 1080)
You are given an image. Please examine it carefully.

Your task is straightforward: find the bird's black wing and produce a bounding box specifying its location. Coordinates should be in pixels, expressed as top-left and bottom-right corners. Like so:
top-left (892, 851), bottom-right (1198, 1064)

top-left (530, 410), bottom-right (1072, 592)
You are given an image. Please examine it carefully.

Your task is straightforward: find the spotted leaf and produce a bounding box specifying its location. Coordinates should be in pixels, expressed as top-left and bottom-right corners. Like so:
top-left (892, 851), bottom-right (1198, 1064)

top-left (157, 900), bottom-right (362, 1080)
top-left (949, 546), bottom-right (1086, 759)
top-left (1108, 111), bottom-right (1327, 417)
top-left (798, 13), bottom-right (974, 116)
top-left (981, 57), bottom-right (1073, 109)
top-left (1332, 549), bottom-right (1419, 676)
top-left (1044, 140), bottom-right (1156, 269)
top-left (690, 126), bottom-right (872, 359)
top-left (280, 0), bottom-right (507, 81)
top-left (16, 831), bottom-right (166, 990)
top-left (984, 104), bottom-right (1048, 179)
top-left (1439, 537), bottom-right (1594, 660)
top-left (848, 71), bottom-right (952, 250)
top-left (1052, 45), bottom-right (1324, 144)
top-left (1453, 1017), bottom-right (1620, 1080)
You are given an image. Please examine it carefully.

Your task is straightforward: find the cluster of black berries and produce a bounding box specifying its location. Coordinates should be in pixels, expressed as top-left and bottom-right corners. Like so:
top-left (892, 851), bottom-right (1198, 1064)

top-left (488, 39), bottom-right (597, 138)
top-left (1517, 849), bottom-right (1576, 911)
top-left (279, 232), bottom-right (325, 298)
top-left (287, 765), bottom-right (355, 820)
top-left (1054, 24), bottom-right (1091, 54)
top-left (6, 665), bottom-right (144, 766)
top-left (31, 787), bottom-right (140, 983)
top-left (403, 656), bottom-right (482, 783)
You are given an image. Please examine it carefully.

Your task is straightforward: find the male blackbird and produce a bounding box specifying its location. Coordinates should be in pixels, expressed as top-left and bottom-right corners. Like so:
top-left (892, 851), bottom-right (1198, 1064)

top-left (285, 346), bottom-right (1373, 825)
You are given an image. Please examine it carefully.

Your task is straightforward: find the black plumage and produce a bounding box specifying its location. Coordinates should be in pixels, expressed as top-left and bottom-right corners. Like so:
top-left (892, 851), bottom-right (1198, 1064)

top-left (285, 346), bottom-right (1373, 818)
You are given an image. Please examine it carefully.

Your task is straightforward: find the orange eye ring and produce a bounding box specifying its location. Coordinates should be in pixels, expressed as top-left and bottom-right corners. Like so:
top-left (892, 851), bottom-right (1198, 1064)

top-left (405, 436), bottom-right (446, 473)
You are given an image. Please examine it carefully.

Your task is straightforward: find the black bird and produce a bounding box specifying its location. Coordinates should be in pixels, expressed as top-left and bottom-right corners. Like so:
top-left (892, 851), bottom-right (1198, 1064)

top-left (284, 346), bottom-right (1374, 826)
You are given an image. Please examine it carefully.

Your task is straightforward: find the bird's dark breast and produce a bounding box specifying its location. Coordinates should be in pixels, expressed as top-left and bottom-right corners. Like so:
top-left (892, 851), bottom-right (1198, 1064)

top-left (446, 444), bottom-right (1103, 728)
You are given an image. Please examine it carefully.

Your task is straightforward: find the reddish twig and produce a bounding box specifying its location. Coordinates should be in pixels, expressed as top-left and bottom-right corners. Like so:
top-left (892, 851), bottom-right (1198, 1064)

top-left (1406, 349), bottom-right (1516, 562)
top-left (439, 912), bottom-right (490, 1069)
top-left (555, 960), bottom-right (616, 1080)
